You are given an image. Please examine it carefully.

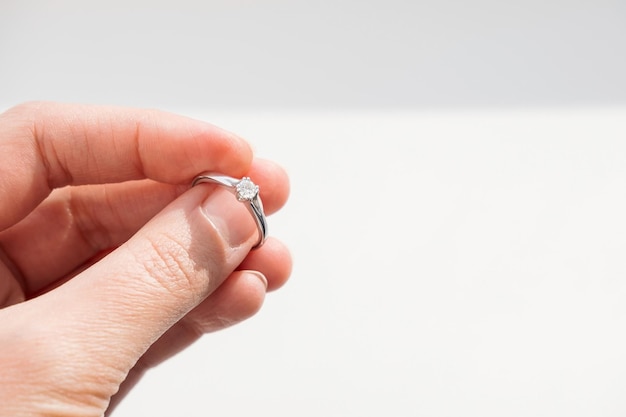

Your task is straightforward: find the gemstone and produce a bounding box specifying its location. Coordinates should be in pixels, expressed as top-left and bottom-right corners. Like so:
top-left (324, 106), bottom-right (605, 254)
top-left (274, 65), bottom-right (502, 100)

top-left (236, 177), bottom-right (258, 201)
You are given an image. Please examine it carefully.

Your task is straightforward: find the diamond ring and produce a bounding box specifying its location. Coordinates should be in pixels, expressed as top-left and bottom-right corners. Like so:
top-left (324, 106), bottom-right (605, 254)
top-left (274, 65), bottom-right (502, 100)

top-left (192, 173), bottom-right (267, 249)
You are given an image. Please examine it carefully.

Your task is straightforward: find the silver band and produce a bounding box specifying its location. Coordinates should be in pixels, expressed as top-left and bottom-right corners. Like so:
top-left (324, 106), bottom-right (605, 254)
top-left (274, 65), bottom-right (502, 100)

top-left (192, 173), bottom-right (267, 249)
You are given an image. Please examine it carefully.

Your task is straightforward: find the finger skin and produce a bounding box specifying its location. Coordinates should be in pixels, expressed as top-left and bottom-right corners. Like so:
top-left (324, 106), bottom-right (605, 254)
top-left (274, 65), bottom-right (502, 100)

top-left (107, 269), bottom-right (269, 414)
top-left (0, 159), bottom-right (289, 297)
top-left (0, 185), bottom-right (267, 415)
top-left (93, 240), bottom-right (293, 414)
top-left (0, 181), bottom-right (185, 297)
top-left (0, 102), bottom-right (253, 231)
top-left (237, 238), bottom-right (292, 291)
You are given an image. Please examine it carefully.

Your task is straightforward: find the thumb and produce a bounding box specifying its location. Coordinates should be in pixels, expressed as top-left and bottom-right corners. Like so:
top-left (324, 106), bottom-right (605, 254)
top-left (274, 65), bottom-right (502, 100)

top-left (0, 183), bottom-right (260, 414)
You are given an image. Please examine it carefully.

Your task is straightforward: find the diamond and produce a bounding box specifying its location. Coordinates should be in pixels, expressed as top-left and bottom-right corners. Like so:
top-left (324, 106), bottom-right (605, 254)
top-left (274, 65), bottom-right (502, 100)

top-left (235, 177), bottom-right (258, 201)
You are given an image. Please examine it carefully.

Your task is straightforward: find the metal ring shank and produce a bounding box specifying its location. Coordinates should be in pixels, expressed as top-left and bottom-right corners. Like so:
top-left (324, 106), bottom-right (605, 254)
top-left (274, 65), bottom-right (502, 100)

top-left (192, 174), bottom-right (267, 249)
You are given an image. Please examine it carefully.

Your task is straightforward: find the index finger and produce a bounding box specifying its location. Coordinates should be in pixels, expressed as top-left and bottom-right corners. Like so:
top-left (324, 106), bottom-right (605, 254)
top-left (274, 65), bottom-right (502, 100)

top-left (0, 102), bottom-right (253, 230)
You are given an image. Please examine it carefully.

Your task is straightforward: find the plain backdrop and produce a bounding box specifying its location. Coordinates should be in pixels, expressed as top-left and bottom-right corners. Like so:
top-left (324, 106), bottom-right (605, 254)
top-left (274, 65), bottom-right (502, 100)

top-left (1, 1), bottom-right (626, 416)
top-left (1, 0), bottom-right (625, 109)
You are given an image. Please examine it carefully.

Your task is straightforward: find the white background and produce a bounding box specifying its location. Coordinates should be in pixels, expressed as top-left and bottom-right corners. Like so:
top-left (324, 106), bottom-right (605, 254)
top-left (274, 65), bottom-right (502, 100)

top-left (2, 1), bottom-right (626, 416)
top-left (1, 0), bottom-right (625, 109)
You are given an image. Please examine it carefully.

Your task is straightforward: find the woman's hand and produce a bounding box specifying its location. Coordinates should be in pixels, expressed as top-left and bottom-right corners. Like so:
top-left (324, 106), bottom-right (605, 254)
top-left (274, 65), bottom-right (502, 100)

top-left (0, 102), bottom-right (292, 416)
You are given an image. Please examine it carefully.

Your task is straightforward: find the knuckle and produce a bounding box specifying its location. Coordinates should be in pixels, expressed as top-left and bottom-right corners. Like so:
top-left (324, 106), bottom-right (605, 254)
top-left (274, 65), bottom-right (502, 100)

top-left (135, 233), bottom-right (209, 301)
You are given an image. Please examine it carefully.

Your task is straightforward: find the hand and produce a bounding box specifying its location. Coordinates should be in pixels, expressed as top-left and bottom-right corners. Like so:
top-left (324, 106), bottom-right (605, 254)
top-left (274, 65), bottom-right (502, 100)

top-left (0, 102), bottom-right (292, 416)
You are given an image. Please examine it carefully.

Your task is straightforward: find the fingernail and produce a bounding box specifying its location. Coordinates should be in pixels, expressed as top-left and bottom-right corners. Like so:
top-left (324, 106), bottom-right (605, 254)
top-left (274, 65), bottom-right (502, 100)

top-left (247, 270), bottom-right (268, 289)
top-left (201, 189), bottom-right (254, 248)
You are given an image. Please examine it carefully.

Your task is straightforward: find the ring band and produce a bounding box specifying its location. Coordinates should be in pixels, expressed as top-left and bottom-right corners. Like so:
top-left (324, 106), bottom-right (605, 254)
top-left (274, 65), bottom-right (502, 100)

top-left (192, 173), bottom-right (267, 249)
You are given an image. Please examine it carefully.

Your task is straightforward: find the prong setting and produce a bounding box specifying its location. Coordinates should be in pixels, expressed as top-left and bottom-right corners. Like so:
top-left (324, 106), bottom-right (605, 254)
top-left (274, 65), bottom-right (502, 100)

top-left (235, 177), bottom-right (259, 202)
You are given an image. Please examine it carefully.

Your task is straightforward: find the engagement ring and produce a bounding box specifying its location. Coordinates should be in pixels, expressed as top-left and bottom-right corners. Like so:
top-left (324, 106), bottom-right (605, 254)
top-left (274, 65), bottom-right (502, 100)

top-left (192, 174), bottom-right (267, 249)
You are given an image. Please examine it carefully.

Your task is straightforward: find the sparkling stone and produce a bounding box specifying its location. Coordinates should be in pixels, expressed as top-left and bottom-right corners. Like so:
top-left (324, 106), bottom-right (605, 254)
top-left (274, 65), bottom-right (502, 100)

top-left (236, 177), bottom-right (258, 201)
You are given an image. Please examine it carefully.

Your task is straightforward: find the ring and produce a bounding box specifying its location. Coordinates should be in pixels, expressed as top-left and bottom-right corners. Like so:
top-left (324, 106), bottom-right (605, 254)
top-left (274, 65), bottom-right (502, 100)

top-left (191, 173), bottom-right (267, 249)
